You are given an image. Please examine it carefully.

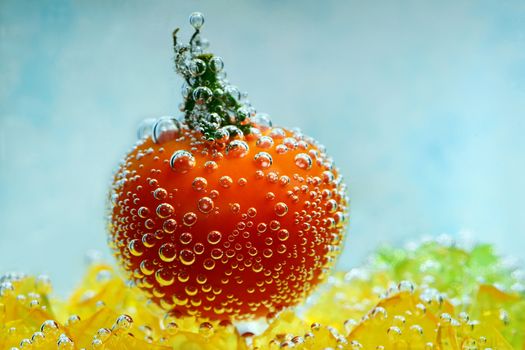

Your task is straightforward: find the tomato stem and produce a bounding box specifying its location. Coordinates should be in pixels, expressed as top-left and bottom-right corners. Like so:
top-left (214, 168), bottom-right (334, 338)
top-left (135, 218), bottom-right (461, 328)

top-left (172, 13), bottom-right (257, 142)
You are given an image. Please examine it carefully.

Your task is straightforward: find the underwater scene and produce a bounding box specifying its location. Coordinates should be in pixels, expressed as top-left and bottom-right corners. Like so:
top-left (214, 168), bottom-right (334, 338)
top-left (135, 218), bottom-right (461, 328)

top-left (1, 2), bottom-right (524, 349)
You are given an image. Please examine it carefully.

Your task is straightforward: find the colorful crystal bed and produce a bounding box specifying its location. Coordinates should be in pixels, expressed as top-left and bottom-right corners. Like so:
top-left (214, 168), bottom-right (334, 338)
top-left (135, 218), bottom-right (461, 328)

top-left (1, 12), bottom-right (524, 350)
top-left (1, 239), bottom-right (523, 349)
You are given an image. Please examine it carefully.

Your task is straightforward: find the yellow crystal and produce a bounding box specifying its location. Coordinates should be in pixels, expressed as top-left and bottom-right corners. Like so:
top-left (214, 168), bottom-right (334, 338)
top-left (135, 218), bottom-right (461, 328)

top-left (1, 240), bottom-right (523, 349)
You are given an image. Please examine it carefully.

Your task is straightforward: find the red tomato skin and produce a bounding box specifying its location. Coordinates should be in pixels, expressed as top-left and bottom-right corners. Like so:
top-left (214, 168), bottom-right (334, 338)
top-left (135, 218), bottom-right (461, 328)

top-left (108, 125), bottom-right (348, 320)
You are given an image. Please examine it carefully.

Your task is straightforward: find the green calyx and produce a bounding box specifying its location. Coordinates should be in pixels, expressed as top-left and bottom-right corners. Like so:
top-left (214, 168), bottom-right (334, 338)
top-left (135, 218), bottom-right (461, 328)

top-left (182, 54), bottom-right (252, 141)
top-left (173, 13), bottom-right (256, 142)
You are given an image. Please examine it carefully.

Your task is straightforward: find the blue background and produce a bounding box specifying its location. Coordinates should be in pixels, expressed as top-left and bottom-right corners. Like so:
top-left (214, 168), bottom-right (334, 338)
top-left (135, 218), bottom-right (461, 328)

top-left (1, 0), bottom-right (524, 294)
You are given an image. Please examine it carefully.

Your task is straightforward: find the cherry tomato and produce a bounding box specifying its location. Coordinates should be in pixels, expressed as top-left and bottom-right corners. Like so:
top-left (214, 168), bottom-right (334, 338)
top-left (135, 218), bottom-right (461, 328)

top-left (108, 123), bottom-right (348, 319)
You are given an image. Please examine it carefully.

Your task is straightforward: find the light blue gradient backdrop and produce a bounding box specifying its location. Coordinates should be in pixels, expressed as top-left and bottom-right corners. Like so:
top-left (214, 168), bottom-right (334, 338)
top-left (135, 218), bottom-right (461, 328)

top-left (1, 1), bottom-right (524, 294)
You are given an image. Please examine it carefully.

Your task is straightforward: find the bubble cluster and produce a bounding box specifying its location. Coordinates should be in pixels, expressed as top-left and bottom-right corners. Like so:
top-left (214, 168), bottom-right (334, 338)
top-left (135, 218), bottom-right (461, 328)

top-left (2, 238), bottom-right (523, 349)
top-left (172, 12), bottom-right (268, 142)
top-left (108, 122), bottom-right (348, 319)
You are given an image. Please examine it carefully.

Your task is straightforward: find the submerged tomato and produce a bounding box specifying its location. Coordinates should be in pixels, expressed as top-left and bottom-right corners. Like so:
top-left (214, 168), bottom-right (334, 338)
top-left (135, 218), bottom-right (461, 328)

top-left (109, 11), bottom-right (348, 320)
top-left (108, 123), bottom-right (348, 319)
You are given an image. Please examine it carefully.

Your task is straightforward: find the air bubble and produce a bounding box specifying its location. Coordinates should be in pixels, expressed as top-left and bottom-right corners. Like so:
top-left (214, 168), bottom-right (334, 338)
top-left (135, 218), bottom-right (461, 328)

top-left (256, 136), bottom-right (274, 149)
top-left (219, 176), bottom-right (233, 188)
top-left (297, 140), bottom-right (308, 150)
top-left (263, 248), bottom-right (273, 258)
top-left (40, 320), bottom-right (59, 335)
top-left (95, 327), bottom-right (111, 343)
top-left (198, 197), bottom-right (214, 214)
top-left (222, 125), bottom-right (244, 140)
top-left (269, 220), bottom-right (281, 231)
top-left (137, 118), bottom-right (156, 140)
top-left (214, 128), bottom-right (229, 143)
top-left (159, 243), bottom-right (177, 262)
top-left (189, 59), bottom-right (206, 77)
top-left (230, 203), bottom-right (241, 213)
top-left (270, 128), bottom-right (286, 139)
top-left (275, 144), bottom-right (288, 155)
top-left (145, 218), bottom-right (155, 229)
top-left (155, 268), bottom-right (175, 286)
top-left (209, 56), bottom-right (224, 72)
top-left (236, 107), bottom-right (250, 122)
top-left (283, 137), bottom-right (298, 149)
top-left (322, 170), bottom-right (335, 183)
top-left (142, 233), bottom-right (156, 248)
top-left (140, 260), bottom-right (154, 275)
top-left (194, 243), bottom-right (205, 255)
top-left (192, 177), bottom-right (208, 191)
top-left (226, 86), bottom-right (241, 101)
top-left (279, 176), bottom-right (290, 186)
top-left (247, 207), bottom-right (257, 217)
top-left (182, 212), bottom-right (198, 227)
top-left (114, 315), bottom-right (133, 331)
top-left (156, 203), bottom-right (174, 218)
top-left (153, 188), bottom-right (168, 200)
top-left (163, 219), bottom-right (177, 233)
top-left (57, 334), bottom-right (74, 349)
top-left (410, 325), bottom-right (424, 336)
top-left (257, 223), bottom-right (267, 233)
top-left (251, 113), bottom-right (272, 129)
top-left (128, 239), bottom-right (144, 257)
top-left (206, 112), bottom-right (222, 128)
top-left (398, 280), bottom-right (415, 293)
top-left (294, 153), bottom-right (313, 170)
top-left (181, 82), bottom-right (192, 98)
top-left (203, 258), bottom-right (215, 270)
top-left (185, 285), bottom-right (198, 297)
top-left (152, 117), bottom-right (181, 144)
top-left (274, 202), bottom-right (288, 217)
top-left (163, 314), bottom-right (179, 334)
top-left (31, 331), bottom-right (45, 345)
top-left (387, 326), bottom-right (402, 336)
top-left (65, 315), bottom-right (80, 326)
top-left (192, 87), bottom-right (213, 105)
top-left (325, 199), bottom-right (338, 214)
top-left (170, 150), bottom-right (196, 173)
top-left (180, 232), bottom-right (193, 244)
top-left (180, 249), bottom-right (196, 265)
top-left (204, 161), bottom-right (218, 172)
top-left (278, 229), bottom-right (289, 241)
top-left (199, 322), bottom-right (214, 337)
top-left (370, 306), bottom-right (388, 320)
top-left (189, 12), bottom-right (205, 29)
top-left (207, 231), bottom-right (222, 245)
top-left (226, 140), bottom-right (249, 158)
top-left (211, 248), bottom-right (224, 259)
top-left (440, 313), bottom-right (452, 323)
top-left (254, 152), bottom-right (273, 169)
top-left (196, 274), bottom-right (207, 284)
